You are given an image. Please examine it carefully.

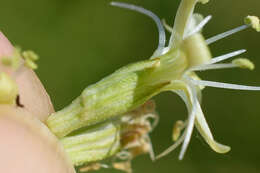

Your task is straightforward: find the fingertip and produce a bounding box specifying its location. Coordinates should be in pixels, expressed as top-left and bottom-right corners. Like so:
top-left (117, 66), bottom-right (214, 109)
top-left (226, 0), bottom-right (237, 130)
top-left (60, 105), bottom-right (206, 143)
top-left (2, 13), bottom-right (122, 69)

top-left (0, 31), bottom-right (54, 121)
top-left (0, 31), bottom-right (14, 57)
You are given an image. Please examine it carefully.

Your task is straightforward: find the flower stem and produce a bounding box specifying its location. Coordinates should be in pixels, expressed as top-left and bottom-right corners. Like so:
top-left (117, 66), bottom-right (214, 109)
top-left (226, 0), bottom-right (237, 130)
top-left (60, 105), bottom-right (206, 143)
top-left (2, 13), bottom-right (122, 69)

top-left (47, 49), bottom-right (187, 138)
top-left (60, 121), bottom-right (121, 166)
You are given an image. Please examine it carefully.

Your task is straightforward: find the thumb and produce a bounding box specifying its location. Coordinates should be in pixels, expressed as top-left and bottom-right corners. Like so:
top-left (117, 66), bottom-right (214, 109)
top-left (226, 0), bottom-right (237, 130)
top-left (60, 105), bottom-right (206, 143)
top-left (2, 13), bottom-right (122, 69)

top-left (0, 33), bottom-right (75, 172)
top-left (0, 32), bottom-right (54, 122)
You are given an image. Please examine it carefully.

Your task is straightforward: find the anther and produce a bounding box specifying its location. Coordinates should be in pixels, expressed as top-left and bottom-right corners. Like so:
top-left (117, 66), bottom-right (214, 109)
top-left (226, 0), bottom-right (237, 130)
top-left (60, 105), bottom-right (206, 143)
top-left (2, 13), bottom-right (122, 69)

top-left (172, 120), bottom-right (185, 141)
top-left (232, 58), bottom-right (255, 70)
top-left (245, 16), bottom-right (260, 32)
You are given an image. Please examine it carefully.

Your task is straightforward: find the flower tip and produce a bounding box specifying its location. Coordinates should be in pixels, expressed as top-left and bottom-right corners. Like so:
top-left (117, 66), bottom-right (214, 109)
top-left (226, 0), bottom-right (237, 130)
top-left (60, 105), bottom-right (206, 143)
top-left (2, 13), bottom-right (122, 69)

top-left (208, 140), bottom-right (231, 154)
top-left (232, 58), bottom-right (255, 70)
top-left (110, 1), bottom-right (116, 6)
top-left (178, 154), bottom-right (184, 161)
top-left (199, 0), bottom-right (209, 4)
top-left (244, 16), bottom-right (260, 32)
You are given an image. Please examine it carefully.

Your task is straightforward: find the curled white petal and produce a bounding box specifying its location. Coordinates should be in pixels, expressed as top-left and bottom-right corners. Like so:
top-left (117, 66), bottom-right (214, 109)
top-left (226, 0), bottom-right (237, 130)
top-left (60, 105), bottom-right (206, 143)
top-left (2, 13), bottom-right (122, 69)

top-left (110, 2), bottom-right (166, 56)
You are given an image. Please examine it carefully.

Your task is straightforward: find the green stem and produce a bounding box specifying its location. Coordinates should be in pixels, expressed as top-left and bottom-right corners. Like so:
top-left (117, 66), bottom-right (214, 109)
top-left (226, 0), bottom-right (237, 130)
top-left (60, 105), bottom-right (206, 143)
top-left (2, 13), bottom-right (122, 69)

top-left (47, 98), bottom-right (83, 138)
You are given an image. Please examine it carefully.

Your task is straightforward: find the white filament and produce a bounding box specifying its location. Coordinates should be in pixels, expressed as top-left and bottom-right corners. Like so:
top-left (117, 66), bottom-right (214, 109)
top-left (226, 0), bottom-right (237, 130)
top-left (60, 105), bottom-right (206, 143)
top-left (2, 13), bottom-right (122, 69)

top-left (185, 15), bottom-right (212, 38)
top-left (190, 79), bottom-right (260, 91)
top-left (206, 25), bottom-right (249, 45)
top-left (110, 2), bottom-right (166, 55)
top-left (207, 49), bottom-right (246, 64)
top-left (189, 63), bottom-right (237, 72)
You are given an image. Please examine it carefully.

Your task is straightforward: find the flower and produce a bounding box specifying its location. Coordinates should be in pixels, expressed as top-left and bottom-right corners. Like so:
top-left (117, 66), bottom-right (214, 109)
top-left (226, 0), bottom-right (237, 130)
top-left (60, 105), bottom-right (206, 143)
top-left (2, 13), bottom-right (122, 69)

top-left (47, 0), bottom-right (260, 170)
top-left (111, 0), bottom-right (260, 160)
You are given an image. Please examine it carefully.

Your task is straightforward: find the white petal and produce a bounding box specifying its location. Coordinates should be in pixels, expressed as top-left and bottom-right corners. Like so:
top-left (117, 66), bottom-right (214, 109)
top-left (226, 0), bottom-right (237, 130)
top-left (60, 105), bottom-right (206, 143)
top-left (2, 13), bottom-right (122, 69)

top-left (195, 101), bottom-right (231, 153)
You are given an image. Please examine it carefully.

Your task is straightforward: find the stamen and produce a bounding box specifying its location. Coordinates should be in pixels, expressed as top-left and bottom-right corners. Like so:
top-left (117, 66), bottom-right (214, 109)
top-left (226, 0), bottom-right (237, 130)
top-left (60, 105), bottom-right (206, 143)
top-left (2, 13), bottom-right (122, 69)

top-left (172, 120), bottom-right (185, 141)
top-left (146, 134), bottom-right (156, 161)
top-left (185, 15), bottom-right (212, 38)
top-left (189, 63), bottom-right (237, 72)
top-left (189, 78), bottom-right (260, 91)
top-left (110, 2), bottom-right (166, 56)
top-left (232, 58), bottom-right (255, 70)
top-left (189, 57), bottom-right (254, 72)
top-left (207, 49), bottom-right (246, 64)
top-left (206, 25), bottom-right (249, 45)
top-left (245, 16), bottom-right (260, 32)
top-left (156, 133), bottom-right (185, 159)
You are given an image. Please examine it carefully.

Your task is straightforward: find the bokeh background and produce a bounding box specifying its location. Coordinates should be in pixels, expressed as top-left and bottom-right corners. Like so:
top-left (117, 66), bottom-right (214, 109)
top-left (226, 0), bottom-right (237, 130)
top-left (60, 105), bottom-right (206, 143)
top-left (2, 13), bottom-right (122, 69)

top-left (1, 0), bottom-right (260, 172)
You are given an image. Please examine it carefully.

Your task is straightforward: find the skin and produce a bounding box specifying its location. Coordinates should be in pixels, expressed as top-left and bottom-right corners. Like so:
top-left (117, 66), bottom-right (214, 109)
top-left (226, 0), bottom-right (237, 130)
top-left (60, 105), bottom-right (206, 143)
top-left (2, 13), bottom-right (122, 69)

top-left (0, 32), bottom-right (76, 173)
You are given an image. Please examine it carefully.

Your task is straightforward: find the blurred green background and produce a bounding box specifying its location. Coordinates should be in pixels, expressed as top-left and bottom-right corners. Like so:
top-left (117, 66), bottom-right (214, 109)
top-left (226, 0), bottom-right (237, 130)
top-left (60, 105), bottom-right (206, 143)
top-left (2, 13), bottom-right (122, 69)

top-left (1, 0), bottom-right (260, 172)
